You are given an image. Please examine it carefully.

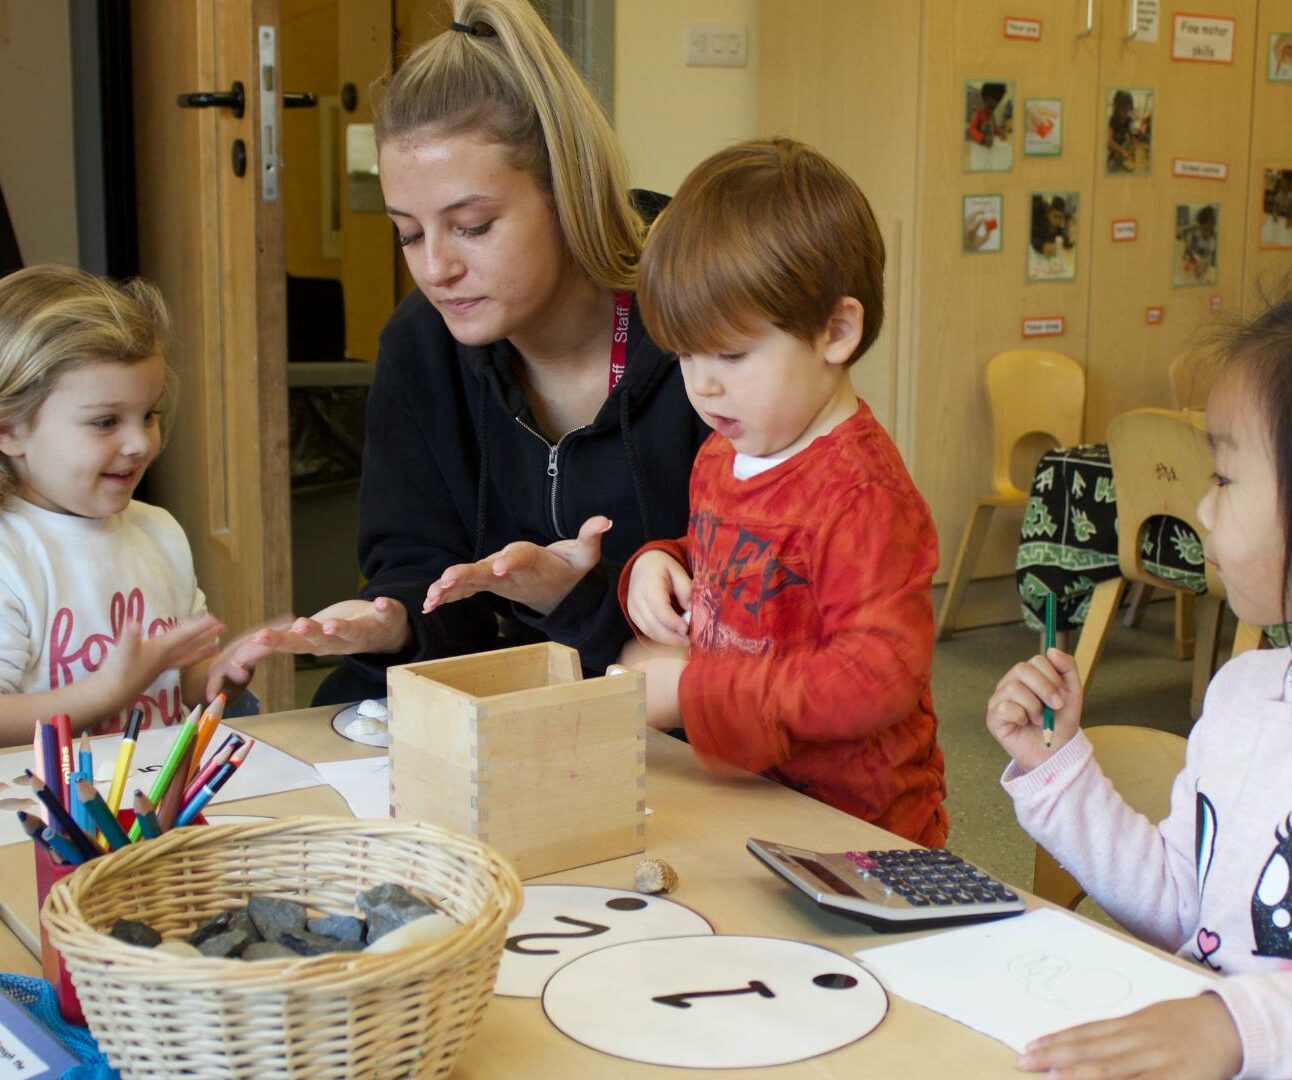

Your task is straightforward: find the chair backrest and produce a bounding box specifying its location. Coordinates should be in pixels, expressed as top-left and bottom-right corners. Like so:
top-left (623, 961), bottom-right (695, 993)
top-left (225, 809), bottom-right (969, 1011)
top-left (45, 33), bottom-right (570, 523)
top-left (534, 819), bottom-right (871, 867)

top-left (1034, 725), bottom-right (1185, 908)
top-left (1169, 346), bottom-right (1225, 412)
top-left (1105, 407), bottom-right (1223, 596)
top-left (985, 350), bottom-right (1085, 499)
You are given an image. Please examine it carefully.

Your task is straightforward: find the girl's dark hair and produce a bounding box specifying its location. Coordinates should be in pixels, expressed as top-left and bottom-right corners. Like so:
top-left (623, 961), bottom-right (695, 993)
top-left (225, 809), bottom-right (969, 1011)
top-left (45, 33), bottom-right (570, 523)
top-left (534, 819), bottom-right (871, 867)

top-left (1217, 295), bottom-right (1292, 626)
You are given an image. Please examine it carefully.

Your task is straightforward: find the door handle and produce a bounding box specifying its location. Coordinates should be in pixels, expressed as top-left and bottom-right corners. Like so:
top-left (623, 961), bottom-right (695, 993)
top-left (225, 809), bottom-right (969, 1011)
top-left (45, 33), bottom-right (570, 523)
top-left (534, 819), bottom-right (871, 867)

top-left (176, 81), bottom-right (245, 119)
top-left (283, 92), bottom-right (318, 109)
top-left (1124, 0), bottom-right (1140, 39)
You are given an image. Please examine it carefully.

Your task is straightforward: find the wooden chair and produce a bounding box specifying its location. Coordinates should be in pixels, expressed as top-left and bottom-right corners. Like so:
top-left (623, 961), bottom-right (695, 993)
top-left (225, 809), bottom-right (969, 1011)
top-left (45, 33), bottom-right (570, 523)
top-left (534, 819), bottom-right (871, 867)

top-left (1033, 725), bottom-right (1185, 909)
top-left (1071, 408), bottom-right (1261, 718)
top-left (937, 349), bottom-right (1085, 639)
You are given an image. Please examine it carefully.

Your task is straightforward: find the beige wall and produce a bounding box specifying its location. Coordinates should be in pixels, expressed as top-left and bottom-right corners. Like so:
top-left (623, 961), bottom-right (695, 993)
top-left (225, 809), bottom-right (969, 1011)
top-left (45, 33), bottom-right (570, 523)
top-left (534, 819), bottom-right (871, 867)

top-left (0, 0), bottom-right (78, 264)
top-left (613, 0), bottom-right (760, 195)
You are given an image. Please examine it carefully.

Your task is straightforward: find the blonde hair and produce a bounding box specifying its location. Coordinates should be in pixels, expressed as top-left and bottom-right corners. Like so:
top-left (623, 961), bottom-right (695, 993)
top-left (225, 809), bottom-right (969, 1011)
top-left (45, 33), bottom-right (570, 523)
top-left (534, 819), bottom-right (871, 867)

top-left (0, 264), bottom-right (174, 506)
top-left (638, 138), bottom-right (886, 365)
top-left (372, 0), bottom-right (643, 291)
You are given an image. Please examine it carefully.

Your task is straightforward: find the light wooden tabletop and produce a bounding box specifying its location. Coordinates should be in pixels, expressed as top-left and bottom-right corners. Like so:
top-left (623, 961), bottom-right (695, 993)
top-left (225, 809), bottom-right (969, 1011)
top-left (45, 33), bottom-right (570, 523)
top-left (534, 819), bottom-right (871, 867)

top-left (0, 704), bottom-right (1154, 1077)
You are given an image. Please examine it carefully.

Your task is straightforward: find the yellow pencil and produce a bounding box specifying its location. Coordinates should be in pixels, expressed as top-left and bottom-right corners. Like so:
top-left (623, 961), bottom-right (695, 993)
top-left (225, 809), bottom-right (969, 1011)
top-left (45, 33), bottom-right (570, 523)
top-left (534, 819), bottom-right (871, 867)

top-left (105, 707), bottom-right (144, 816)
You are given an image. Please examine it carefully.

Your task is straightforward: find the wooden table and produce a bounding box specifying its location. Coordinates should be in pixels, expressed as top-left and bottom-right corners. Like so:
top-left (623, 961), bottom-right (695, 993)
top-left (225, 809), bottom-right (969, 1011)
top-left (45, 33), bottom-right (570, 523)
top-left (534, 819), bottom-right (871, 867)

top-left (0, 706), bottom-right (1178, 1077)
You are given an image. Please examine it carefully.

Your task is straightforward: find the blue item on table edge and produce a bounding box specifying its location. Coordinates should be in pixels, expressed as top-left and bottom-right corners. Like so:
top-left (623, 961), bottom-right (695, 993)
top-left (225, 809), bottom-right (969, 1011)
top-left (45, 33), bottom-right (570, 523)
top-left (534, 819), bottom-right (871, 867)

top-left (0, 974), bottom-right (117, 1079)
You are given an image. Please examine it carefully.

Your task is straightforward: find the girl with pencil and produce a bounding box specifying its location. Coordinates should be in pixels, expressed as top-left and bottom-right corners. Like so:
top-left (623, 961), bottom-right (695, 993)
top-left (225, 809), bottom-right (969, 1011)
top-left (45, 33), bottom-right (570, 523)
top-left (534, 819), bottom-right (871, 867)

top-left (986, 298), bottom-right (1292, 1078)
top-left (0, 266), bottom-right (262, 741)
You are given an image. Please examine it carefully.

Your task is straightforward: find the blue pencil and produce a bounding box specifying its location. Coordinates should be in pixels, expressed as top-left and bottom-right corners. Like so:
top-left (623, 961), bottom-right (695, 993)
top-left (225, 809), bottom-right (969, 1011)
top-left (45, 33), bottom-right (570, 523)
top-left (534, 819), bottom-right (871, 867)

top-left (42, 826), bottom-right (86, 866)
top-left (174, 762), bottom-right (233, 828)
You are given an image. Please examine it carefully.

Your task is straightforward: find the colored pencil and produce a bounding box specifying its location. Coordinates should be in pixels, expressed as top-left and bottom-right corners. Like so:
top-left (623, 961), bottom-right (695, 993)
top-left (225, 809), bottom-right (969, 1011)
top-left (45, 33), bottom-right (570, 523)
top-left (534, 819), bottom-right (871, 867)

top-left (132, 790), bottom-right (161, 840)
top-left (181, 734), bottom-right (242, 805)
top-left (52, 714), bottom-right (72, 808)
top-left (42, 826), bottom-right (85, 866)
top-left (72, 734), bottom-right (94, 831)
top-left (185, 693), bottom-right (227, 785)
top-left (75, 778), bottom-right (130, 851)
top-left (17, 810), bottom-right (45, 843)
top-left (39, 723), bottom-right (60, 811)
top-left (30, 722), bottom-right (46, 823)
top-left (155, 741), bottom-right (195, 832)
top-left (105, 707), bottom-right (144, 816)
top-left (127, 705), bottom-right (200, 842)
top-left (1042, 592), bottom-right (1057, 748)
top-left (174, 763), bottom-right (232, 828)
top-left (23, 771), bottom-right (98, 862)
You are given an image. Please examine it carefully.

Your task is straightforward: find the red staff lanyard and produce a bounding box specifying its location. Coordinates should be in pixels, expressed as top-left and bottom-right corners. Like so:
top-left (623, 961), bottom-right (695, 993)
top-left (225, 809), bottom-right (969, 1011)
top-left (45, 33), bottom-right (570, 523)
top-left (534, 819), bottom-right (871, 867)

top-left (608, 292), bottom-right (631, 393)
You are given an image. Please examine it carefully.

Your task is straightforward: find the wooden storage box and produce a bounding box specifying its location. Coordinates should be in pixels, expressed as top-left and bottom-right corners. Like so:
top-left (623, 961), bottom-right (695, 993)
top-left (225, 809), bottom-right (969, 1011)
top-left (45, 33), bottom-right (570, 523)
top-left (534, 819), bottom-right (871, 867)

top-left (387, 643), bottom-right (646, 879)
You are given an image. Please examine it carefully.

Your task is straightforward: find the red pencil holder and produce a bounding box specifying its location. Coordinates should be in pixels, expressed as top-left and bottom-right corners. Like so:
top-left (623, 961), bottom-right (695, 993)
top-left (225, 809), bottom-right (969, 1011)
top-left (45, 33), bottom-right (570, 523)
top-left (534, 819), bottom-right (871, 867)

top-left (35, 808), bottom-right (206, 1024)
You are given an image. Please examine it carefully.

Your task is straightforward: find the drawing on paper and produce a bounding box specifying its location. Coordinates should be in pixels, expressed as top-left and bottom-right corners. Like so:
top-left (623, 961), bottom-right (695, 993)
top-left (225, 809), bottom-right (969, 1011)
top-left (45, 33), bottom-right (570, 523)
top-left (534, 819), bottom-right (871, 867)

top-left (1006, 951), bottom-right (1133, 1012)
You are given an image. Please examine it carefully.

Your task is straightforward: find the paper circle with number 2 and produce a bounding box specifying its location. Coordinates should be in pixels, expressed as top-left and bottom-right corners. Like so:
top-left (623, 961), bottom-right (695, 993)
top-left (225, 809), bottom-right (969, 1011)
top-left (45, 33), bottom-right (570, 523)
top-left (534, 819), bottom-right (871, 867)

top-left (495, 885), bottom-right (713, 997)
top-left (542, 935), bottom-right (887, 1068)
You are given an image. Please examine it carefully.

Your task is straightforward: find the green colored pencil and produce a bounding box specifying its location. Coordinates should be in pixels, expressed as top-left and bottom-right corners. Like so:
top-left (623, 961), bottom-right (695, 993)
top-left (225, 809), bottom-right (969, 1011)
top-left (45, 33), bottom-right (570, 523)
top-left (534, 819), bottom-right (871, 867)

top-left (76, 778), bottom-right (130, 851)
top-left (127, 706), bottom-right (199, 842)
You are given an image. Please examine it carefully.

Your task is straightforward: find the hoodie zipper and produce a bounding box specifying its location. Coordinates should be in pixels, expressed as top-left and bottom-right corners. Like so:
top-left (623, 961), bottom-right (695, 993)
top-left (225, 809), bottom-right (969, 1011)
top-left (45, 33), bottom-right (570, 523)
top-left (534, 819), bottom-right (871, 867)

top-left (515, 417), bottom-right (588, 537)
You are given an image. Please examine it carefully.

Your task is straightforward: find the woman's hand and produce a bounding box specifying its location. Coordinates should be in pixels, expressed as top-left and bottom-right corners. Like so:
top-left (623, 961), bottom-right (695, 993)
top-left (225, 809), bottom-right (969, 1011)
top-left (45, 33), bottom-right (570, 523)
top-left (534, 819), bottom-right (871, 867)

top-left (242, 598), bottom-right (411, 661)
top-left (1016, 994), bottom-right (1241, 1079)
top-left (985, 647), bottom-right (1083, 772)
top-left (624, 550), bottom-right (692, 647)
top-left (423, 516), bottom-right (611, 617)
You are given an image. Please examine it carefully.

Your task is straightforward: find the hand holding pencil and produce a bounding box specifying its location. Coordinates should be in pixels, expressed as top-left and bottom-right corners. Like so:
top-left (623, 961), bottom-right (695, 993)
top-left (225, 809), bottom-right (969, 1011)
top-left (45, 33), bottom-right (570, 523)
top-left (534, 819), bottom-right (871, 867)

top-left (985, 644), bottom-right (1085, 773)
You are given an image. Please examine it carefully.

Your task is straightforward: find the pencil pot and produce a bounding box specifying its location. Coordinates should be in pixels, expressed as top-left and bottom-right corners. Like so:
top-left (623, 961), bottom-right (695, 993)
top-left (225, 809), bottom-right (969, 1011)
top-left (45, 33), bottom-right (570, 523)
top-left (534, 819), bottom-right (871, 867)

top-left (387, 642), bottom-right (646, 878)
top-left (41, 817), bottom-right (522, 1079)
top-left (34, 808), bottom-right (209, 1024)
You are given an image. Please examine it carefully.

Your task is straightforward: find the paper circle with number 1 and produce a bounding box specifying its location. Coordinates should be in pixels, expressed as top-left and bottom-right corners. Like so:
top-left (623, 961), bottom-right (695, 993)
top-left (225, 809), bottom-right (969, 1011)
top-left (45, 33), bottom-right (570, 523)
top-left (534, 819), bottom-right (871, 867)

top-left (495, 885), bottom-right (713, 997)
top-left (542, 935), bottom-right (887, 1068)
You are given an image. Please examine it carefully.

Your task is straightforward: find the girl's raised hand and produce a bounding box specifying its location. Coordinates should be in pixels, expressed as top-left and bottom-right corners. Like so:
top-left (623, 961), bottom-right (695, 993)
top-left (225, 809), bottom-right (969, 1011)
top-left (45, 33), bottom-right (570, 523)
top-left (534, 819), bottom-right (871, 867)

top-left (985, 647), bottom-right (1083, 772)
top-left (625, 550), bottom-right (692, 648)
top-left (98, 614), bottom-right (225, 712)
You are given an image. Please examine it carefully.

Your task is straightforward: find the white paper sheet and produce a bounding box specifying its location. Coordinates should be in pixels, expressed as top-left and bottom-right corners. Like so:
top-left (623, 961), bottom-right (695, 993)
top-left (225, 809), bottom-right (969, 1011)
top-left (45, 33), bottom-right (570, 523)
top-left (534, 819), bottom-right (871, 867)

top-left (0, 723), bottom-right (323, 847)
top-left (314, 756), bottom-right (390, 819)
top-left (857, 908), bottom-right (1214, 1052)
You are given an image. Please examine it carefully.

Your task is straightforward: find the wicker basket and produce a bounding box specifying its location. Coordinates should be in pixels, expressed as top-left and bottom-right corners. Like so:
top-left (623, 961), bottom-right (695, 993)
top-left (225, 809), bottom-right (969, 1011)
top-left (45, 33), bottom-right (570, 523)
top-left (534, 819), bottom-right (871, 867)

top-left (42, 817), bottom-right (523, 1079)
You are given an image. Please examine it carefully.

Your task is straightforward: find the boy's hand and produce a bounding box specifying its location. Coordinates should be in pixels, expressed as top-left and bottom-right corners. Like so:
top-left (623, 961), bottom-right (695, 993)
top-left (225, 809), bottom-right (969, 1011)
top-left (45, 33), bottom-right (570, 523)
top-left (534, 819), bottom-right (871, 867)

top-left (625, 550), bottom-right (692, 647)
top-left (1016, 994), bottom-right (1241, 1079)
top-left (423, 516), bottom-right (611, 617)
top-left (199, 616), bottom-right (292, 702)
top-left (98, 615), bottom-right (224, 713)
top-left (632, 656), bottom-right (686, 731)
top-left (249, 597), bottom-right (411, 658)
top-left (985, 647), bottom-right (1083, 772)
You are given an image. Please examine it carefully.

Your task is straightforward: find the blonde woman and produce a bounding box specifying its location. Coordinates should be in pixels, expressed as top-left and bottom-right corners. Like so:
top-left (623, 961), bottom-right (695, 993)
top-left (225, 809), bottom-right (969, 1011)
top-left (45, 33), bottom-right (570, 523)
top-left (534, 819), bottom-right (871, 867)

top-left (246, 0), bottom-right (707, 702)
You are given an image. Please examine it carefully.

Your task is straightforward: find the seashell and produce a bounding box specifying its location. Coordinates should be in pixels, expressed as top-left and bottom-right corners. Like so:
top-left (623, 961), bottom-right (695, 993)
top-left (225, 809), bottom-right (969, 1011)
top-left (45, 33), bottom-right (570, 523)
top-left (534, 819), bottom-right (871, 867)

top-left (633, 856), bottom-right (678, 895)
top-left (356, 698), bottom-right (389, 720)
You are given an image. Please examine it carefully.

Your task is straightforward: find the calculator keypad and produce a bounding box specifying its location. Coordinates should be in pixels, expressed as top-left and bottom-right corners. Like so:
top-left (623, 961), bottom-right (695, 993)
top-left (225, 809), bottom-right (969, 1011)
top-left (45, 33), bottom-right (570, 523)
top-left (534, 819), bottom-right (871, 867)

top-left (842, 849), bottom-right (1018, 908)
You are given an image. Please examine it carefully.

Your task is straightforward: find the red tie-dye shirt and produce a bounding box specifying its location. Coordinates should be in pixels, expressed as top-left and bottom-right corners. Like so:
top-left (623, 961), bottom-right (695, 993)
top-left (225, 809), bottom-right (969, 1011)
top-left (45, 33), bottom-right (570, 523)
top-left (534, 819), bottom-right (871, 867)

top-left (621, 402), bottom-right (948, 847)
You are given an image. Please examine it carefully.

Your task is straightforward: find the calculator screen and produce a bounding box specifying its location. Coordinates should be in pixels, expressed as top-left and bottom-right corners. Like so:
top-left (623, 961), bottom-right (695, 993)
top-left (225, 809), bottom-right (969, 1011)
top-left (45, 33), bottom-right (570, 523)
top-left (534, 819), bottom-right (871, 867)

top-left (791, 855), bottom-right (860, 898)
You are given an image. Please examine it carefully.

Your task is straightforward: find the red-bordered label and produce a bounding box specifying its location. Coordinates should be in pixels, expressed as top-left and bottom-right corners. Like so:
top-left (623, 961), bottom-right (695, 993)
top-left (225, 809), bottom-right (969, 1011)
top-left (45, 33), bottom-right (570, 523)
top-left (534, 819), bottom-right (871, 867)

top-left (1111, 218), bottom-right (1138, 242)
top-left (1004, 16), bottom-right (1042, 40)
top-left (1022, 316), bottom-right (1065, 338)
top-left (1146, 306), bottom-right (1165, 325)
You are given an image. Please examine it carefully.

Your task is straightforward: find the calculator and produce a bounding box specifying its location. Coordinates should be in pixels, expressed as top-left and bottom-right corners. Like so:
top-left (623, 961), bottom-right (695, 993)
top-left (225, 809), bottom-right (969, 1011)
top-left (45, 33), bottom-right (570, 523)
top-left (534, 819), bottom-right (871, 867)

top-left (747, 838), bottom-right (1026, 932)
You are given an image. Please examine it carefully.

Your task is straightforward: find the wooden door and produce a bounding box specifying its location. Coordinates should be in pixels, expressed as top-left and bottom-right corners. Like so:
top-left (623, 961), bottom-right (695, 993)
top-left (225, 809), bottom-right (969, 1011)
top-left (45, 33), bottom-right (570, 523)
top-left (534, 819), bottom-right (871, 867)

top-left (1084, 0), bottom-right (1259, 437)
top-left (912, 0), bottom-right (1101, 585)
top-left (132, 0), bottom-right (293, 711)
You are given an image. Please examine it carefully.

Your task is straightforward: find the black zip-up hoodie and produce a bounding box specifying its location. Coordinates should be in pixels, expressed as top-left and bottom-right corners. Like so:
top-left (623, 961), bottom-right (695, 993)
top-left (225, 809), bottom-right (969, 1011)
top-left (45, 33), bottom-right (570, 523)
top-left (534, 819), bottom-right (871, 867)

top-left (342, 286), bottom-right (709, 694)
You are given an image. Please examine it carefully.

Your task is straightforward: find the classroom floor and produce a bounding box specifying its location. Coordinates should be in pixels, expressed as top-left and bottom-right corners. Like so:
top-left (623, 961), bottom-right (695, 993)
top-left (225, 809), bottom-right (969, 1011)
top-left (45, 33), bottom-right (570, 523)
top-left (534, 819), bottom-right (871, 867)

top-left (292, 598), bottom-right (1205, 919)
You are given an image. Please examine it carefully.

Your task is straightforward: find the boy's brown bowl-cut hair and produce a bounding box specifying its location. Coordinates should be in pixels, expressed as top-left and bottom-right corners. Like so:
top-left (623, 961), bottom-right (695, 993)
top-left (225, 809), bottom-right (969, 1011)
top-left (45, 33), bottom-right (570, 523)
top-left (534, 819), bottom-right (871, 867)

top-left (638, 137), bottom-right (885, 366)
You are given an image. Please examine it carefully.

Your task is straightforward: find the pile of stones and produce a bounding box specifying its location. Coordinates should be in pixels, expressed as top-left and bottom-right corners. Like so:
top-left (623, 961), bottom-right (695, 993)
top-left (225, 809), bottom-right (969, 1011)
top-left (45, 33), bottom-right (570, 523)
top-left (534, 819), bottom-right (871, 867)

top-left (108, 883), bottom-right (456, 960)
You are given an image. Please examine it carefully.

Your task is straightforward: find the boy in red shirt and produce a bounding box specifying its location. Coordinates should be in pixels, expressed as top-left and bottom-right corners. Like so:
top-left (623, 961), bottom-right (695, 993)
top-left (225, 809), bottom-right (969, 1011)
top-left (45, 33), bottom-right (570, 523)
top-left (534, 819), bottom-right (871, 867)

top-left (622, 138), bottom-right (948, 846)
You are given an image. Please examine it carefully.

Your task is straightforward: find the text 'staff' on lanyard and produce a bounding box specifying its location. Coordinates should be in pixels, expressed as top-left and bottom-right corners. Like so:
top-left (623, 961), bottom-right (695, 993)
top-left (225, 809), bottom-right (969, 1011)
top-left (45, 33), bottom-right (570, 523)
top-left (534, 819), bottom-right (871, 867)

top-left (609, 293), bottom-right (631, 393)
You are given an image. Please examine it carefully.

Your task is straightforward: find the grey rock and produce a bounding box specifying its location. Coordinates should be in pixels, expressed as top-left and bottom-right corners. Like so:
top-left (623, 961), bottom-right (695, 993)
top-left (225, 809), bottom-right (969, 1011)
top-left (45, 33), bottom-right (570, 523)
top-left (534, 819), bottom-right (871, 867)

top-left (242, 942), bottom-right (298, 961)
top-left (246, 896), bottom-right (308, 942)
top-left (110, 919), bottom-right (161, 948)
top-left (307, 915), bottom-right (366, 943)
top-left (194, 925), bottom-right (260, 958)
top-left (188, 908), bottom-right (260, 948)
top-left (356, 883), bottom-right (438, 943)
top-left (279, 930), bottom-right (365, 957)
